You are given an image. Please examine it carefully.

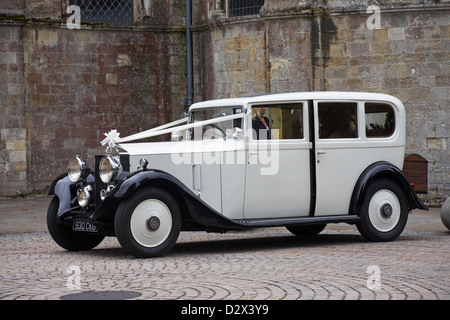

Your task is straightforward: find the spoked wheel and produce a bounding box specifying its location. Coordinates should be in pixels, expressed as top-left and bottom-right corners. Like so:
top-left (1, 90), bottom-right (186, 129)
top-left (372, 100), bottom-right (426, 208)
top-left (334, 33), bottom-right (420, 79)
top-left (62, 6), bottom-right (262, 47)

top-left (47, 197), bottom-right (105, 251)
top-left (357, 179), bottom-right (409, 242)
top-left (115, 188), bottom-right (181, 258)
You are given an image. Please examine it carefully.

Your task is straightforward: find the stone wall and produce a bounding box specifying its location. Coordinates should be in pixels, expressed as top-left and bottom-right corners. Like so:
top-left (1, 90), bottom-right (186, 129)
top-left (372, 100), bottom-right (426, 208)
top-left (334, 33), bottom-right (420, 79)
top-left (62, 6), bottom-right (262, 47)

top-left (193, 0), bottom-right (449, 202)
top-left (0, 0), bottom-right (187, 196)
top-left (1, 0), bottom-right (448, 203)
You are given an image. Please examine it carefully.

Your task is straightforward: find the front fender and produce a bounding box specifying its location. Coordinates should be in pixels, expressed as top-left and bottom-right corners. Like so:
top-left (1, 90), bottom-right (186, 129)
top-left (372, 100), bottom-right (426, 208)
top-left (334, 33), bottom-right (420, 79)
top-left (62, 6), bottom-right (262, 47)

top-left (109, 170), bottom-right (167, 199)
top-left (94, 169), bottom-right (244, 230)
top-left (49, 174), bottom-right (74, 216)
top-left (349, 161), bottom-right (428, 215)
top-left (48, 173), bottom-right (95, 216)
top-left (48, 172), bottom-right (69, 196)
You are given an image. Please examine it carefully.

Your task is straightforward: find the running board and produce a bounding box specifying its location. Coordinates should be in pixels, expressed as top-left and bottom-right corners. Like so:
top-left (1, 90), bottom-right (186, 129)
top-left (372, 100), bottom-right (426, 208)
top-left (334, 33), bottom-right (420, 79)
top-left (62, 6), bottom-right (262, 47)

top-left (233, 215), bottom-right (360, 228)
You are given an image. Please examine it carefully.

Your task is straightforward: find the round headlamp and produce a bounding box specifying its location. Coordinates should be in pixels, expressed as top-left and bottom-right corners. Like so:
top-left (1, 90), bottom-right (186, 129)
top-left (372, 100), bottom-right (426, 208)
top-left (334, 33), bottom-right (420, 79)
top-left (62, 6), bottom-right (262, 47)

top-left (99, 155), bottom-right (122, 183)
top-left (78, 186), bottom-right (92, 208)
top-left (68, 156), bottom-right (90, 183)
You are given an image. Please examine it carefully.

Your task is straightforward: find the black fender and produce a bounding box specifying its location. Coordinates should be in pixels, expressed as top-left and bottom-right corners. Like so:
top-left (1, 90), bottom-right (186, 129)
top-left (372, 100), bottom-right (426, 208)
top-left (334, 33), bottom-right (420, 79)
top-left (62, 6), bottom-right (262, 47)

top-left (349, 161), bottom-right (428, 215)
top-left (94, 169), bottom-right (245, 231)
top-left (48, 173), bottom-right (95, 217)
top-left (48, 173), bottom-right (73, 216)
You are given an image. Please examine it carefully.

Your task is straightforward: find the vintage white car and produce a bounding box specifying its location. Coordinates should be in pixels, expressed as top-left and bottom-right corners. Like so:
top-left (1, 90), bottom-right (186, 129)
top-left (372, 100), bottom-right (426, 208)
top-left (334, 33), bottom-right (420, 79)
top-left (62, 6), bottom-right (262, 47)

top-left (47, 92), bottom-right (427, 258)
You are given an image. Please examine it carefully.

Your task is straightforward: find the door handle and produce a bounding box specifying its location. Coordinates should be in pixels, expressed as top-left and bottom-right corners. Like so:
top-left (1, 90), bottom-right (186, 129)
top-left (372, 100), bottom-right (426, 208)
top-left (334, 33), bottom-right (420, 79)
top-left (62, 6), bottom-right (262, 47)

top-left (317, 151), bottom-right (326, 163)
top-left (248, 151), bottom-right (258, 164)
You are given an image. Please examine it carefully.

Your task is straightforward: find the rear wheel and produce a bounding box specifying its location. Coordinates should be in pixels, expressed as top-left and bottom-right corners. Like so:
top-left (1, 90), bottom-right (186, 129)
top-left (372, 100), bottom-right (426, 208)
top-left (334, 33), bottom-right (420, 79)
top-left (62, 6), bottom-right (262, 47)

top-left (356, 179), bottom-right (409, 241)
top-left (47, 197), bottom-right (105, 251)
top-left (114, 188), bottom-right (181, 258)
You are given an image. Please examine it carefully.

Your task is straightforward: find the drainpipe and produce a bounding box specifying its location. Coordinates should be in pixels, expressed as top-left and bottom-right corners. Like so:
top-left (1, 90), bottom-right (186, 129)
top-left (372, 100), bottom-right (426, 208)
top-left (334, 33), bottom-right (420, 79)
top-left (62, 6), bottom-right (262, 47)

top-left (184, 0), bottom-right (194, 109)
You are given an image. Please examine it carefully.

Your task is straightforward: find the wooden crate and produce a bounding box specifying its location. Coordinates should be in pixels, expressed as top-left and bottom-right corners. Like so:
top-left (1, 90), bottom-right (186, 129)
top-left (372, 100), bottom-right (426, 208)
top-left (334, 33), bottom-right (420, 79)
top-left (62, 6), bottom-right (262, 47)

top-left (402, 154), bottom-right (428, 193)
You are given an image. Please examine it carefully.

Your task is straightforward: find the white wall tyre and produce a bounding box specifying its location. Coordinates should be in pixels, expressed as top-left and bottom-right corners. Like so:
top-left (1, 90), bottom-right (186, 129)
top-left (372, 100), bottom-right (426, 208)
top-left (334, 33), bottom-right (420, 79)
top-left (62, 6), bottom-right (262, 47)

top-left (115, 188), bottom-right (181, 258)
top-left (357, 179), bottom-right (409, 242)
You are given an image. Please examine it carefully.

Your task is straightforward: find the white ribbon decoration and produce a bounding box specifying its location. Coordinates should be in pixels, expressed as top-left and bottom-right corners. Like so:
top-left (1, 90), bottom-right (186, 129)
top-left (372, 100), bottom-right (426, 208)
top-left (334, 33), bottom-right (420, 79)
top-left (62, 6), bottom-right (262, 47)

top-left (100, 129), bottom-right (120, 150)
top-left (100, 113), bottom-right (245, 149)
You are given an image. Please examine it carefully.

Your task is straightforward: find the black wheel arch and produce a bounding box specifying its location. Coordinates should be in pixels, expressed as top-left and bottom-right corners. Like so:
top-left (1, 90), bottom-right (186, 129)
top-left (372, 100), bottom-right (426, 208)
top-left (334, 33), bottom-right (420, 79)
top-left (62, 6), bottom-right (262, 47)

top-left (91, 170), bottom-right (189, 222)
top-left (349, 161), bottom-right (428, 215)
top-left (97, 169), bottom-right (242, 231)
top-left (48, 173), bottom-right (94, 217)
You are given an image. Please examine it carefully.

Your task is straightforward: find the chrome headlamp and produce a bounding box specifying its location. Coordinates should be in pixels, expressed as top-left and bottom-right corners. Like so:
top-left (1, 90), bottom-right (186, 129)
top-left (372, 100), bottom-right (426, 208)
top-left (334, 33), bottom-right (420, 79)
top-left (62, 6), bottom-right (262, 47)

top-left (99, 155), bottom-right (123, 183)
top-left (77, 185), bottom-right (92, 208)
top-left (68, 156), bottom-right (90, 183)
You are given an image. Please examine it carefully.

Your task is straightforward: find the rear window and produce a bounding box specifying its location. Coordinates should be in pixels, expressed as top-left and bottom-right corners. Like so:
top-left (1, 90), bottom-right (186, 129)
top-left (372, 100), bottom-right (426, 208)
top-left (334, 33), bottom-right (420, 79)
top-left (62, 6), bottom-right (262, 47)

top-left (365, 103), bottom-right (395, 138)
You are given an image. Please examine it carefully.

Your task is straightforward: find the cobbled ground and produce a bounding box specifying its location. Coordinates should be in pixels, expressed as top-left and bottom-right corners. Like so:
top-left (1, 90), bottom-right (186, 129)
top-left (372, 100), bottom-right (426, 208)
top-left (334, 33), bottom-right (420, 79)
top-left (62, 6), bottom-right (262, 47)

top-left (1, 227), bottom-right (448, 300)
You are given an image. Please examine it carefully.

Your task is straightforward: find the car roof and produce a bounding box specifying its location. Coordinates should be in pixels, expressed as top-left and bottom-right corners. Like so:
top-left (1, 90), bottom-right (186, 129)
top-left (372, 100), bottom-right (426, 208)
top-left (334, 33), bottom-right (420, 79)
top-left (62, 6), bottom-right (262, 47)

top-left (189, 91), bottom-right (403, 111)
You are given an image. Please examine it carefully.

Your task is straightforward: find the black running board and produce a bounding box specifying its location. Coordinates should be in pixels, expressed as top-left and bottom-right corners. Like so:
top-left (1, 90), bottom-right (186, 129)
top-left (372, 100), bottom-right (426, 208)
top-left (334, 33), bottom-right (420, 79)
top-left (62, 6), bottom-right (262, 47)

top-left (233, 215), bottom-right (360, 228)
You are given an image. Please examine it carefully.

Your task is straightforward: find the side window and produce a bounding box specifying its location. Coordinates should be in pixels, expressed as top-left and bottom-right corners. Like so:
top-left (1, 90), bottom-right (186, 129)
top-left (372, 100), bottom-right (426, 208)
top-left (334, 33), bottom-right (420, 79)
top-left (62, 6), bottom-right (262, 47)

top-left (318, 102), bottom-right (358, 139)
top-left (365, 103), bottom-right (395, 138)
top-left (251, 103), bottom-right (303, 140)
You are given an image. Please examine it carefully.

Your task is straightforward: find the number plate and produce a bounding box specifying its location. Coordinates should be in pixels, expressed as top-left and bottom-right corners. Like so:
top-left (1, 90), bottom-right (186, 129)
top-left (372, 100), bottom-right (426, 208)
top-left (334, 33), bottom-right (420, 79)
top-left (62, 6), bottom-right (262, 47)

top-left (73, 220), bottom-right (98, 233)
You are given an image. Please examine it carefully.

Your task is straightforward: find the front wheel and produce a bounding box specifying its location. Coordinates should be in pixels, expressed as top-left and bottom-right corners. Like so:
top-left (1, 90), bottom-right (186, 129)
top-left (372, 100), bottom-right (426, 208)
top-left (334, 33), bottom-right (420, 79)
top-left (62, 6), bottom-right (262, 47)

top-left (356, 179), bottom-right (409, 242)
top-left (47, 197), bottom-right (105, 251)
top-left (114, 188), bottom-right (181, 258)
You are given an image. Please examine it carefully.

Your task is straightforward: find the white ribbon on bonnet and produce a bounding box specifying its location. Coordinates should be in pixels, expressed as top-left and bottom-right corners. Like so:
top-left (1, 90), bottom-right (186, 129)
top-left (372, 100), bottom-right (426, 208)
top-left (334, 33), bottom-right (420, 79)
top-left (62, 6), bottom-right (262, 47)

top-left (100, 113), bottom-right (245, 150)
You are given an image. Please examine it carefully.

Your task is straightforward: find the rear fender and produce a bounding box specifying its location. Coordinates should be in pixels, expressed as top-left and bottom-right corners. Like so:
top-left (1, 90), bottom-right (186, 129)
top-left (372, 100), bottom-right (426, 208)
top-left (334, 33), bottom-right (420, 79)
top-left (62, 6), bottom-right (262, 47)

top-left (349, 161), bottom-right (428, 215)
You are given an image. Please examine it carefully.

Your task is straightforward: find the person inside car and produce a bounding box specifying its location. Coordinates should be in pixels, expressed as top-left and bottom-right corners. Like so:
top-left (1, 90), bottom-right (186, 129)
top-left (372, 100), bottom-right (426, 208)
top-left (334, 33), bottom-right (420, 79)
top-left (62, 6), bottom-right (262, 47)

top-left (252, 107), bottom-right (270, 140)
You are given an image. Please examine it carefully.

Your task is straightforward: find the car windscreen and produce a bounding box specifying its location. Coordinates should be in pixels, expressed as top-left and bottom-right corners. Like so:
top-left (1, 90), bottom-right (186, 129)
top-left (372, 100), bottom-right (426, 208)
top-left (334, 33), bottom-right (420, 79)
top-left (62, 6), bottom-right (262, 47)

top-left (189, 106), bottom-right (244, 140)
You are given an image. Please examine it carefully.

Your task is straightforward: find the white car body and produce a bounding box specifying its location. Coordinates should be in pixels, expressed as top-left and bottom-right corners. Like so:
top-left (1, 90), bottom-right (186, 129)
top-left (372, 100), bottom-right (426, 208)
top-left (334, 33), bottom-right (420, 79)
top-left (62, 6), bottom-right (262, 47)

top-left (47, 92), bottom-right (427, 258)
top-left (121, 92), bottom-right (405, 219)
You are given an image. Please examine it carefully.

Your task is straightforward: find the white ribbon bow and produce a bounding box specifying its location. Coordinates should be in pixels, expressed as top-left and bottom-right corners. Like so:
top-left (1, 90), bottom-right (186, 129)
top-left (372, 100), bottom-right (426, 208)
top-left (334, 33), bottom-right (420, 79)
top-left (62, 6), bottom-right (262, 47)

top-left (101, 129), bottom-right (121, 151)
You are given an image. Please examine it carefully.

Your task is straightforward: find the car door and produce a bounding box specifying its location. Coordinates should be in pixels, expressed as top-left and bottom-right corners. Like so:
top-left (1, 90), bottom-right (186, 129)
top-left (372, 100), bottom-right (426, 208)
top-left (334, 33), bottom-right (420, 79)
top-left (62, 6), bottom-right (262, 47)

top-left (243, 102), bottom-right (311, 219)
top-left (314, 100), bottom-right (364, 216)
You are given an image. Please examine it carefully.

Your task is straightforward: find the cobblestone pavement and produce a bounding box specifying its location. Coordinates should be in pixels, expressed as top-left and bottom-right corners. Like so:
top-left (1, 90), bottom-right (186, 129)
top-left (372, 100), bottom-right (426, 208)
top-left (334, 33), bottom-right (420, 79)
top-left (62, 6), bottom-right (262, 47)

top-left (0, 197), bottom-right (449, 300)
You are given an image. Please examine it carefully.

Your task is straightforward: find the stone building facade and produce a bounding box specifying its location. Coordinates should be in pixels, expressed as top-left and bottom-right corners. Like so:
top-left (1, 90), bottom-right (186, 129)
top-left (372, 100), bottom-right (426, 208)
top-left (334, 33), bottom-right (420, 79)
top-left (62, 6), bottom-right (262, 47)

top-left (192, 0), bottom-right (449, 203)
top-left (0, 0), bottom-right (187, 195)
top-left (0, 0), bottom-right (449, 203)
